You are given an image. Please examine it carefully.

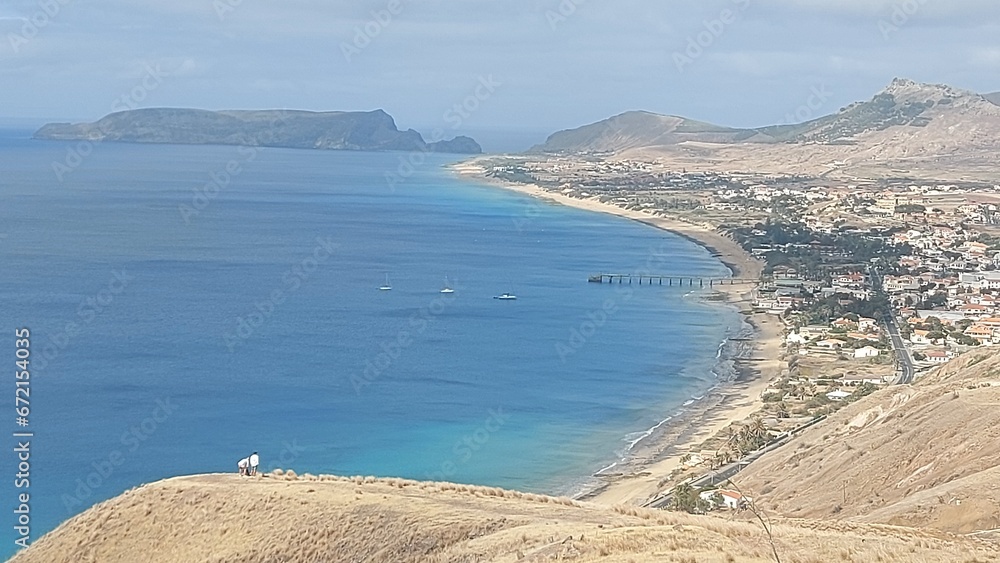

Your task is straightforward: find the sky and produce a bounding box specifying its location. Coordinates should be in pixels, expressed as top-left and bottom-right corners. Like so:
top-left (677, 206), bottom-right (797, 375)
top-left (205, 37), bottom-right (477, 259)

top-left (1, 0), bottom-right (999, 151)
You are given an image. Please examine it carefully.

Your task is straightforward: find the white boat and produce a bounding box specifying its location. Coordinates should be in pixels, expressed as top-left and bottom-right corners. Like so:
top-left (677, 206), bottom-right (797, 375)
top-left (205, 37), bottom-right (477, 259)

top-left (379, 274), bottom-right (392, 291)
top-left (440, 277), bottom-right (455, 294)
top-left (494, 292), bottom-right (517, 300)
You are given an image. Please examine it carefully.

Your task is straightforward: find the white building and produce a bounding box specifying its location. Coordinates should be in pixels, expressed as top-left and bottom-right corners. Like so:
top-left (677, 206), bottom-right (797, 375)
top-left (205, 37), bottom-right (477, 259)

top-left (854, 346), bottom-right (881, 359)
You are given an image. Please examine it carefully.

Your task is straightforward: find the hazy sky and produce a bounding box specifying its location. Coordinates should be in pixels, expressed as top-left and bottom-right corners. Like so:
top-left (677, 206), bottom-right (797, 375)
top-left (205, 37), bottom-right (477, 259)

top-left (1, 0), bottom-right (998, 149)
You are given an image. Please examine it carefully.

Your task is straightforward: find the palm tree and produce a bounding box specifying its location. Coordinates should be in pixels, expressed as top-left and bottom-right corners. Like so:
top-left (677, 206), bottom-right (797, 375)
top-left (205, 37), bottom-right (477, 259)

top-left (670, 482), bottom-right (708, 514)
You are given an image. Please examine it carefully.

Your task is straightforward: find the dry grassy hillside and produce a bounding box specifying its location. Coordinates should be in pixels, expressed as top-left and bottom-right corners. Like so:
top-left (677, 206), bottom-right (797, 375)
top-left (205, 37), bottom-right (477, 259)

top-left (738, 349), bottom-right (1000, 534)
top-left (11, 472), bottom-right (998, 563)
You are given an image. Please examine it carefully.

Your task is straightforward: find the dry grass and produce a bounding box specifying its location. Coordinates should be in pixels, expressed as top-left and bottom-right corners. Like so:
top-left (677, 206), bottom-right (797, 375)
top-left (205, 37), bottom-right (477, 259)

top-left (10, 472), bottom-right (999, 563)
top-left (738, 349), bottom-right (1000, 535)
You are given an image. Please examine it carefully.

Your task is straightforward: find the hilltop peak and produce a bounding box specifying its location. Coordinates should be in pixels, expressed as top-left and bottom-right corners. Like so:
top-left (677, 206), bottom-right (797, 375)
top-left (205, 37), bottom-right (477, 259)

top-left (879, 77), bottom-right (975, 102)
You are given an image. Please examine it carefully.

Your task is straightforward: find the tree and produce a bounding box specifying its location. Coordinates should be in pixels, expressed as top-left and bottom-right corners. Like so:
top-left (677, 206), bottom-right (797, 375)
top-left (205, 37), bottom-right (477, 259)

top-left (850, 383), bottom-right (878, 402)
top-left (670, 482), bottom-right (709, 514)
top-left (926, 331), bottom-right (947, 342)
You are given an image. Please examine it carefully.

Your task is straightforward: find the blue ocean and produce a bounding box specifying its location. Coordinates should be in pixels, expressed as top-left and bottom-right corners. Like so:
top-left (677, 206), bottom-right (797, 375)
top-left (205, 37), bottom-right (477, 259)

top-left (0, 130), bottom-right (739, 556)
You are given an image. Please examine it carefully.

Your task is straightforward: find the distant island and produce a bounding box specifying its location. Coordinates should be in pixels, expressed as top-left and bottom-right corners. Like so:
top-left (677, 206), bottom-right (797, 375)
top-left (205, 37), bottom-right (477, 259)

top-left (33, 108), bottom-right (482, 154)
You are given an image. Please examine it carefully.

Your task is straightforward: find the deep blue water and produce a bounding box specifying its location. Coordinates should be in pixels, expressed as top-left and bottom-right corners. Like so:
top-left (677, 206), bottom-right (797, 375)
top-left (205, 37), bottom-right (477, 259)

top-left (0, 130), bottom-right (739, 556)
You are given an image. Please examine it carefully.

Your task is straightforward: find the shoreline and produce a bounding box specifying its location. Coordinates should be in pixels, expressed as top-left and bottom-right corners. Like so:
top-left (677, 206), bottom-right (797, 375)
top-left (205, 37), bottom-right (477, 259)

top-left (451, 161), bottom-right (785, 507)
top-left (451, 163), bottom-right (762, 281)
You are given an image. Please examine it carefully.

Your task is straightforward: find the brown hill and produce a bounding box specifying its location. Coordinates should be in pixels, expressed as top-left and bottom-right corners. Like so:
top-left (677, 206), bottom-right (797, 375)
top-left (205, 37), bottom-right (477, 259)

top-left (536, 79), bottom-right (1000, 181)
top-left (737, 349), bottom-right (1000, 535)
top-left (10, 473), bottom-right (997, 562)
top-left (531, 111), bottom-right (765, 153)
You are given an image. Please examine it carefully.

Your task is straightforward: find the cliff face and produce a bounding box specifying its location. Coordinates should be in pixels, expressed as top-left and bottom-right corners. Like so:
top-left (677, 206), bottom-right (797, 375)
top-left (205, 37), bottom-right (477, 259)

top-left (34, 108), bottom-right (482, 154)
top-left (10, 473), bottom-right (997, 563)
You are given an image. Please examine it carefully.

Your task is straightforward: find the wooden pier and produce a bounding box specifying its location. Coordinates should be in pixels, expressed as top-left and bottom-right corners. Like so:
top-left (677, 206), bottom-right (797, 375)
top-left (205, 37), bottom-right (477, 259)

top-left (588, 274), bottom-right (757, 287)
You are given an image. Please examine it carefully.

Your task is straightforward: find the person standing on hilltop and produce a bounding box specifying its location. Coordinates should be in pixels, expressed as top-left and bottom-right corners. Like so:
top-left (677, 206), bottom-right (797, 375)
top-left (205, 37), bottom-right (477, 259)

top-left (249, 451), bottom-right (259, 476)
top-left (237, 456), bottom-right (249, 476)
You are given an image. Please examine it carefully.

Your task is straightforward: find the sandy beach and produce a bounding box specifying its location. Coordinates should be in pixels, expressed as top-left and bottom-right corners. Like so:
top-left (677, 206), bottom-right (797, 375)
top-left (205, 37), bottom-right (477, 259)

top-left (452, 161), bottom-right (787, 507)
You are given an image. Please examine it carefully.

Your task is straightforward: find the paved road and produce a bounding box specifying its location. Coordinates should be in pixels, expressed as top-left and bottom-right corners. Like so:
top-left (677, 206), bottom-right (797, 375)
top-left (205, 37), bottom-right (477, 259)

top-left (648, 268), bottom-right (915, 510)
top-left (869, 267), bottom-right (916, 385)
top-left (646, 416), bottom-right (826, 509)
top-left (883, 311), bottom-right (916, 384)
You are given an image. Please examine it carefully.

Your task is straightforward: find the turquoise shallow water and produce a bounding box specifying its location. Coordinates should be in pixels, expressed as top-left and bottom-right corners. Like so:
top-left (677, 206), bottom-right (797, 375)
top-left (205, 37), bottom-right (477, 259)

top-left (0, 131), bottom-right (740, 555)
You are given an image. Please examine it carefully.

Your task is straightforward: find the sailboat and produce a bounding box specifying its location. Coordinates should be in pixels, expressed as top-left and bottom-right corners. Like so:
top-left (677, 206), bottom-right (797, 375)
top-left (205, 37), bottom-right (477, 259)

top-left (378, 274), bottom-right (392, 291)
top-left (440, 277), bottom-right (455, 294)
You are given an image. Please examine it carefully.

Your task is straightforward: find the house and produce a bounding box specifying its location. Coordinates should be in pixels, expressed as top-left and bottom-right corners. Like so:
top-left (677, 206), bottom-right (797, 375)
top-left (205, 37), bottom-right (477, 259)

top-left (854, 346), bottom-right (881, 359)
top-left (959, 304), bottom-right (991, 318)
top-left (816, 339), bottom-right (846, 349)
top-left (924, 349), bottom-right (953, 363)
top-left (831, 318), bottom-right (857, 330)
top-left (858, 317), bottom-right (879, 332)
top-left (833, 273), bottom-right (866, 289)
top-left (771, 266), bottom-right (799, 280)
top-left (799, 325), bottom-right (830, 338)
top-left (827, 390), bottom-right (853, 401)
top-left (977, 317), bottom-right (1000, 329)
top-left (965, 324), bottom-right (995, 344)
top-left (786, 332), bottom-right (808, 345)
top-left (910, 330), bottom-right (935, 345)
top-left (884, 276), bottom-right (921, 293)
top-left (700, 489), bottom-right (750, 510)
top-left (961, 241), bottom-right (989, 256)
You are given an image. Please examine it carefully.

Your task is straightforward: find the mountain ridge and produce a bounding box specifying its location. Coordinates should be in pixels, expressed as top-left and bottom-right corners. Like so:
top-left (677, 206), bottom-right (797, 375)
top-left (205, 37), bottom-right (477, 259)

top-left (34, 108), bottom-right (483, 154)
top-left (531, 78), bottom-right (1000, 156)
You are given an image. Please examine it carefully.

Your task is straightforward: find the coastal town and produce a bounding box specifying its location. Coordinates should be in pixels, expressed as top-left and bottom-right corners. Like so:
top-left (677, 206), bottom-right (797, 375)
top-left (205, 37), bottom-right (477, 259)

top-left (471, 154), bottom-right (1000, 512)
top-left (483, 155), bottom-right (1000, 362)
